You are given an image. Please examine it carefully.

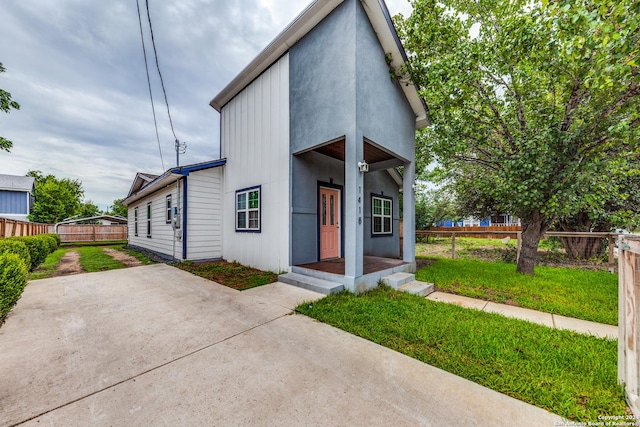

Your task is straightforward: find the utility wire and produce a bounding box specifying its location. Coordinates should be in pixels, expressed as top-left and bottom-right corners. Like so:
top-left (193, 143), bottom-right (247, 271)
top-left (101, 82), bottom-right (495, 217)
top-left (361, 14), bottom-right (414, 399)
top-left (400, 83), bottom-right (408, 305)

top-left (145, 0), bottom-right (178, 143)
top-left (136, 0), bottom-right (165, 170)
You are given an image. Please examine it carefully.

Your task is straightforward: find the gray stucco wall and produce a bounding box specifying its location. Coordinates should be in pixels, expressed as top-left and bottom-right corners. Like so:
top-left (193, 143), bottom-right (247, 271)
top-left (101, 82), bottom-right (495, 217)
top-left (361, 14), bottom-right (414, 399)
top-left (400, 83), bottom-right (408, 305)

top-left (288, 0), bottom-right (414, 269)
top-left (355, 0), bottom-right (416, 162)
top-left (363, 171), bottom-right (400, 258)
top-left (289, 0), bottom-right (356, 154)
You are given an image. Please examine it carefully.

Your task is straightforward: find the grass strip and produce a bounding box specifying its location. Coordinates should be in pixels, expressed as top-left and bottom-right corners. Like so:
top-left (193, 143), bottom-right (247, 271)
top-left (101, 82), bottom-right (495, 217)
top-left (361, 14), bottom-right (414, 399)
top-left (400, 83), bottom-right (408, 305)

top-left (29, 248), bottom-right (69, 280)
top-left (296, 286), bottom-right (625, 422)
top-left (416, 258), bottom-right (617, 325)
top-left (176, 260), bottom-right (278, 290)
top-left (115, 245), bottom-right (155, 265)
top-left (77, 246), bottom-right (126, 272)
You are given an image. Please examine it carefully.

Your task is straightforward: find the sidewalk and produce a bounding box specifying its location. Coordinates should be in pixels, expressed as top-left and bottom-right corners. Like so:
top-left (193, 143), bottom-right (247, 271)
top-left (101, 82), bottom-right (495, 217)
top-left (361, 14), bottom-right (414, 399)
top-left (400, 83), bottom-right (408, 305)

top-left (426, 291), bottom-right (617, 340)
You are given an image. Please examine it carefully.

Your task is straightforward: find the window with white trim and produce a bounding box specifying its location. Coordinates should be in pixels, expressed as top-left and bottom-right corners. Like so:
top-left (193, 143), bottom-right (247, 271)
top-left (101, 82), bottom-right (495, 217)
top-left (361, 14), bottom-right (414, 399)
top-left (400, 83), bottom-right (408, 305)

top-left (146, 202), bottom-right (152, 238)
top-left (166, 195), bottom-right (172, 223)
top-left (372, 195), bottom-right (392, 235)
top-left (134, 207), bottom-right (138, 236)
top-left (236, 186), bottom-right (260, 232)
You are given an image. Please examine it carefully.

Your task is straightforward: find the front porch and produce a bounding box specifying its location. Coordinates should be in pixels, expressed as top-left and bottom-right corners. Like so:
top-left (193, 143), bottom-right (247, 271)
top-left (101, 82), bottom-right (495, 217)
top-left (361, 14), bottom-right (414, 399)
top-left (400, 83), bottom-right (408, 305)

top-left (279, 256), bottom-right (416, 295)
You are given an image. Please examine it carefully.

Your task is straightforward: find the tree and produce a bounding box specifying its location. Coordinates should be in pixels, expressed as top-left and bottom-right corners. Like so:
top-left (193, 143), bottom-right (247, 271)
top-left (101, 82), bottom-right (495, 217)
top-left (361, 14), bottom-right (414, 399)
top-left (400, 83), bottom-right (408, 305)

top-left (76, 201), bottom-right (101, 220)
top-left (0, 62), bottom-right (20, 152)
top-left (395, 0), bottom-right (640, 274)
top-left (415, 187), bottom-right (458, 230)
top-left (107, 198), bottom-right (128, 218)
top-left (27, 171), bottom-right (84, 223)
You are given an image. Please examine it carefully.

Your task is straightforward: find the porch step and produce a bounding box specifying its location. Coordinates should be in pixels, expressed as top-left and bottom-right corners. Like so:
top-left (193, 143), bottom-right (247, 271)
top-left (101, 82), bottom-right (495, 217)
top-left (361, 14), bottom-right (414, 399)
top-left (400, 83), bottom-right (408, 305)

top-left (382, 272), bottom-right (415, 289)
top-left (398, 281), bottom-right (435, 297)
top-left (278, 272), bottom-right (344, 295)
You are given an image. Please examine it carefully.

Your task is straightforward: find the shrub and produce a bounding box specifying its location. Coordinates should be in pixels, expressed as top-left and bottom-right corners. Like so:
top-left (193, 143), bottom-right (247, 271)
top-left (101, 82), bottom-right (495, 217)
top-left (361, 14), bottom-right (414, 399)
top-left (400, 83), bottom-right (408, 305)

top-left (48, 233), bottom-right (62, 247)
top-left (39, 234), bottom-right (58, 253)
top-left (9, 236), bottom-right (49, 270)
top-left (0, 252), bottom-right (29, 322)
top-left (0, 239), bottom-right (31, 271)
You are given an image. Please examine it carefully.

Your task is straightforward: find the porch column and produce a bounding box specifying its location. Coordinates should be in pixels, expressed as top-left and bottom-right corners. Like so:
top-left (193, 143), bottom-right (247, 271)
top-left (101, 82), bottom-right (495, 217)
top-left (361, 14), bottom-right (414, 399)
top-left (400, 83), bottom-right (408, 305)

top-left (344, 134), bottom-right (364, 283)
top-left (403, 160), bottom-right (416, 270)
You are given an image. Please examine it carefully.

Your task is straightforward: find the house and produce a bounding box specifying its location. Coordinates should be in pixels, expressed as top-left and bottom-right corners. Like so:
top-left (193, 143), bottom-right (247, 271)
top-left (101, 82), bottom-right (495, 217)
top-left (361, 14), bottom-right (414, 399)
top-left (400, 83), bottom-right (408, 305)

top-left (0, 174), bottom-right (35, 222)
top-left (436, 215), bottom-right (520, 228)
top-left (123, 0), bottom-right (429, 293)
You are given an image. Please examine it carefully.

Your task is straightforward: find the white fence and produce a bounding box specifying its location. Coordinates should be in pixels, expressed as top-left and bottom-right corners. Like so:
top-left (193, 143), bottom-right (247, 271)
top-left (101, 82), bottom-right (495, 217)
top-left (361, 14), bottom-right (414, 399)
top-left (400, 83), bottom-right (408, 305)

top-left (618, 235), bottom-right (640, 416)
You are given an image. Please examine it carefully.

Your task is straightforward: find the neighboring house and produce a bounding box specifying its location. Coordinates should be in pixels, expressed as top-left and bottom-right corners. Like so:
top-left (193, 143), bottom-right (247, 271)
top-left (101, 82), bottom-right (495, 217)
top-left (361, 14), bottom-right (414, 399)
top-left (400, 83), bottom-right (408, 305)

top-left (0, 174), bottom-right (35, 222)
top-left (123, 0), bottom-right (428, 293)
top-left (436, 215), bottom-right (520, 228)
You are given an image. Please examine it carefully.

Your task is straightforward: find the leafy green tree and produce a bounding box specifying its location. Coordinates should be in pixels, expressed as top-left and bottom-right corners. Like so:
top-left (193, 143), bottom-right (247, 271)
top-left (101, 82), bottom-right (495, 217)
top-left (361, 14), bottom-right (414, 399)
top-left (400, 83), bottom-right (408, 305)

top-left (107, 198), bottom-right (128, 218)
top-left (76, 201), bottom-right (101, 220)
top-left (27, 171), bottom-right (84, 223)
top-left (396, 0), bottom-right (640, 274)
top-left (0, 62), bottom-right (20, 152)
top-left (415, 187), bottom-right (458, 230)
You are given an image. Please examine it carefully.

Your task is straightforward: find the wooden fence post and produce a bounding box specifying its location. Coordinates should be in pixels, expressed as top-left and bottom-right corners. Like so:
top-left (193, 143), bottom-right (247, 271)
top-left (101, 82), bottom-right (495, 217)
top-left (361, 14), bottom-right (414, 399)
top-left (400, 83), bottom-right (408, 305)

top-left (608, 235), bottom-right (615, 273)
top-left (618, 235), bottom-right (640, 416)
top-left (451, 232), bottom-right (456, 259)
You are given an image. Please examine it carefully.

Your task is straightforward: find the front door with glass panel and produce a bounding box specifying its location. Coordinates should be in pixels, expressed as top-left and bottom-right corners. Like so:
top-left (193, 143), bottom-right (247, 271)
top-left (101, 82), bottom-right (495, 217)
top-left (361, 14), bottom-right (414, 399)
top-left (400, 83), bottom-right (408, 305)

top-left (319, 187), bottom-right (340, 260)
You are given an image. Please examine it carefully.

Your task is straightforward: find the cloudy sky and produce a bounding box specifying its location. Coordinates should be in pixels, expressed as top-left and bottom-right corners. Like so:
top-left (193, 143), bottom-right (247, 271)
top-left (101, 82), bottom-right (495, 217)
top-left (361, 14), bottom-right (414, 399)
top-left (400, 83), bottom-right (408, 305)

top-left (0, 0), bottom-right (413, 211)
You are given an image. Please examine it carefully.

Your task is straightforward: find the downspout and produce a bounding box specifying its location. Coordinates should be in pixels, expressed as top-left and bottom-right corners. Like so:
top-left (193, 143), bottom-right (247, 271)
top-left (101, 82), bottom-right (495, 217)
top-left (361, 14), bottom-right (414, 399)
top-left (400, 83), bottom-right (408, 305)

top-left (182, 177), bottom-right (188, 259)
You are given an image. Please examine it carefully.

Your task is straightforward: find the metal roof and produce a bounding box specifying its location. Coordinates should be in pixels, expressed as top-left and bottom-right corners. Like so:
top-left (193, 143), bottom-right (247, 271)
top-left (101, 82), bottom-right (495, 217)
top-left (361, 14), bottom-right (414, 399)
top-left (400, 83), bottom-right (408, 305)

top-left (0, 174), bottom-right (35, 192)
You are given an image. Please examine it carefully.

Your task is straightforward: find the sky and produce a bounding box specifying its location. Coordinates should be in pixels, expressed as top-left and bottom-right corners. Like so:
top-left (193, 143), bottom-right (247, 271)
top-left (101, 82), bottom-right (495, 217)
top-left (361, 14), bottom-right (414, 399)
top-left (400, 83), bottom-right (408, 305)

top-left (0, 0), bottom-right (413, 211)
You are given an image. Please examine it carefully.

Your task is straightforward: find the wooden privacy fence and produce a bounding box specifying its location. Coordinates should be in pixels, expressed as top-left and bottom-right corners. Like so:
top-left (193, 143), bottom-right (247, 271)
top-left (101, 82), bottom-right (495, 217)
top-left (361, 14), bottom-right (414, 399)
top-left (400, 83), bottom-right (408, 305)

top-left (56, 224), bottom-right (128, 243)
top-left (618, 235), bottom-right (640, 416)
top-left (428, 225), bottom-right (522, 239)
top-left (0, 218), bottom-right (53, 238)
top-left (417, 229), bottom-right (621, 272)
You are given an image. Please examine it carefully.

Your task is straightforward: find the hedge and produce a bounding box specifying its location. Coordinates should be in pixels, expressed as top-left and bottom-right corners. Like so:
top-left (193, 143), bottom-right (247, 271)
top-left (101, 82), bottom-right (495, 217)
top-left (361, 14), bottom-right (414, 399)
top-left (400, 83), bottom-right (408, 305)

top-left (0, 252), bottom-right (29, 322)
top-left (0, 239), bottom-right (31, 271)
top-left (6, 234), bottom-right (60, 271)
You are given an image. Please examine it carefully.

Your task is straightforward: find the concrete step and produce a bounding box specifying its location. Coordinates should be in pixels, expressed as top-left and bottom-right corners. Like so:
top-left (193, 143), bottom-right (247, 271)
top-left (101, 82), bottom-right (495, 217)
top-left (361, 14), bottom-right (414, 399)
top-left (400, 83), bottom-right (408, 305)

top-left (278, 272), bottom-right (344, 295)
top-left (382, 272), bottom-right (415, 289)
top-left (398, 281), bottom-right (435, 297)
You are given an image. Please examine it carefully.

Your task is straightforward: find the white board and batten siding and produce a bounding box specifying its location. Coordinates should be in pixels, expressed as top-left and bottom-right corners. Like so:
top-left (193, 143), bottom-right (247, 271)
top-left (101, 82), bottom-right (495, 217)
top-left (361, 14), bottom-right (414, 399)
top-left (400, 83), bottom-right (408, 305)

top-left (186, 168), bottom-right (223, 260)
top-left (128, 183), bottom-right (182, 260)
top-left (221, 54), bottom-right (290, 273)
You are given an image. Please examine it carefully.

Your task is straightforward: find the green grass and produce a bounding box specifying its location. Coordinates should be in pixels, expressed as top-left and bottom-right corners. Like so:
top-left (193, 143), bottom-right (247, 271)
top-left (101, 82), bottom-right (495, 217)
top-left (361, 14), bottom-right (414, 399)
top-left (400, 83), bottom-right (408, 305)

top-left (296, 286), bottom-right (626, 421)
top-left (114, 245), bottom-right (155, 265)
top-left (416, 258), bottom-right (617, 325)
top-left (29, 248), bottom-right (69, 280)
top-left (77, 246), bottom-right (126, 272)
top-left (176, 260), bottom-right (278, 290)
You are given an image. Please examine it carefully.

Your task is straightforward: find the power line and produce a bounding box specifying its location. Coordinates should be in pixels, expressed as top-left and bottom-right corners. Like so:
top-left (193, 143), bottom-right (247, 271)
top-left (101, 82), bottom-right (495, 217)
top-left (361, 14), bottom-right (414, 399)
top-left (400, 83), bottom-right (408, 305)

top-left (136, 0), bottom-right (165, 170)
top-left (145, 0), bottom-right (178, 143)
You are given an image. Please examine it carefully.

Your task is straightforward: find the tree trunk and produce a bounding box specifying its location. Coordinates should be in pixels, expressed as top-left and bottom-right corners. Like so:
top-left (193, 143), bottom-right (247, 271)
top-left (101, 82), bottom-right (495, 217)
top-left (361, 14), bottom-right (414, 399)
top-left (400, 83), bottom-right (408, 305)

top-left (559, 236), bottom-right (605, 259)
top-left (516, 212), bottom-right (548, 275)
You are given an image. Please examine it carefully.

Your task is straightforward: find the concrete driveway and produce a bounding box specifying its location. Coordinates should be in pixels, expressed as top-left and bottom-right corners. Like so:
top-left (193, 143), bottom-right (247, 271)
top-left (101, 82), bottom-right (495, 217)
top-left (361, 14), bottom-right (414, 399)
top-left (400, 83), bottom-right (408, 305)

top-left (0, 264), bottom-right (562, 426)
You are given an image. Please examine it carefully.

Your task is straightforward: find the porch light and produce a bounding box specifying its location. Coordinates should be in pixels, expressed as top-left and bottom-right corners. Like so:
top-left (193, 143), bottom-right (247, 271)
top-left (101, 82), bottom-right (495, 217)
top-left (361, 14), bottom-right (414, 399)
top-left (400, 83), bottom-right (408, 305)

top-left (358, 161), bottom-right (369, 173)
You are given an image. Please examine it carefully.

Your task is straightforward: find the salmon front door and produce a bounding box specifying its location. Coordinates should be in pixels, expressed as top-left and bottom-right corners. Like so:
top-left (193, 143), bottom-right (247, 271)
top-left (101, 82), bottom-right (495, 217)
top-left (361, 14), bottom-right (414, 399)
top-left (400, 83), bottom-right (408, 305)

top-left (319, 187), bottom-right (340, 260)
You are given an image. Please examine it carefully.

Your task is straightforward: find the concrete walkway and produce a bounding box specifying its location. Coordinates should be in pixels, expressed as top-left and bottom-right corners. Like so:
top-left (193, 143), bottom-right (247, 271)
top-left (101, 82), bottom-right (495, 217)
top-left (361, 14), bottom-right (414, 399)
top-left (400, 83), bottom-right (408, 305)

top-left (0, 264), bottom-right (563, 426)
top-left (427, 291), bottom-right (618, 340)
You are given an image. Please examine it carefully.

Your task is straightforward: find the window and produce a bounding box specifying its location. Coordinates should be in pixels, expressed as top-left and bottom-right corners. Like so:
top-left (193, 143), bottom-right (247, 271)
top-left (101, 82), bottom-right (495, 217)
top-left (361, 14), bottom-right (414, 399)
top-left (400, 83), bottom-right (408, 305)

top-left (146, 202), bottom-right (152, 238)
top-left (372, 195), bottom-right (392, 235)
top-left (134, 207), bottom-right (138, 237)
top-left (166, 195), bottom-right (172, 223)
top-left (236, 186), bottom-right (261, 232)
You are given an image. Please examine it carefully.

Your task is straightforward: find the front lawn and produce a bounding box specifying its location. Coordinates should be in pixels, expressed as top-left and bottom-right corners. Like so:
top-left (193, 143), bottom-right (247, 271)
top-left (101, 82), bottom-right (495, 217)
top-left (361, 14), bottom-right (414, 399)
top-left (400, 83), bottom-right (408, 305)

top-left (416, 258), bottom-right (617, 325)
top-left (296, 286), bottom-right (626, 422)
top-left (175, 260), bottom-right (278, 290)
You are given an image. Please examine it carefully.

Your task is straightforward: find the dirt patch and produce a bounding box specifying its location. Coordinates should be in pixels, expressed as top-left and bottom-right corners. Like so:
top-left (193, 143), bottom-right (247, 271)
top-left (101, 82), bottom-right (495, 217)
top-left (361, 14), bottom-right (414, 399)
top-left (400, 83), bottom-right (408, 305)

top-left (103, 248), bottom-right (143, 267)
top-left (416, 258), bottom-right (437, 270)
top-left (55, 251), bottom-right (84, 276)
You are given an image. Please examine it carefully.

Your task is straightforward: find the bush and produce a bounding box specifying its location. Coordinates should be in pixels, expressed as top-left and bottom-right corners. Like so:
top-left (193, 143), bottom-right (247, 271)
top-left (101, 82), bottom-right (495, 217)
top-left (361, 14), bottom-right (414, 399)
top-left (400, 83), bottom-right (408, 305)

top-left (9, 236), bottom-right (49, 271)
top-left (40, 234), bottom-right (58, 253)
top-left (0, 239), bottom-right (31, 271)
top-left (0, 252), bottom-right (29, 322)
